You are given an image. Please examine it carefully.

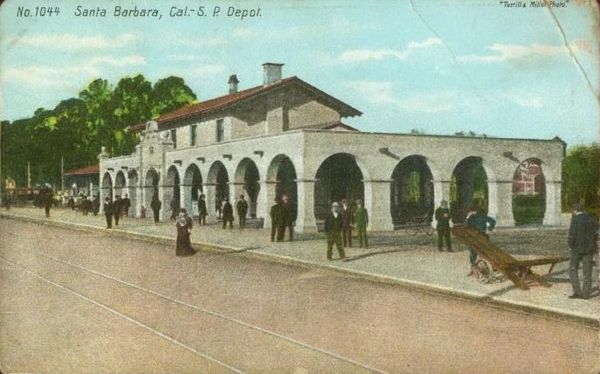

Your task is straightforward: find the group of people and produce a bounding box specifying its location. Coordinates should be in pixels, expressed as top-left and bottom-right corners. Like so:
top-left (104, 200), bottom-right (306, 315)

top-left (322, 199), bottom-right (369, 261)
top-left (102, 194), bottom-right (132, 229)
top-left (269, 194), bottom-right (297, 242)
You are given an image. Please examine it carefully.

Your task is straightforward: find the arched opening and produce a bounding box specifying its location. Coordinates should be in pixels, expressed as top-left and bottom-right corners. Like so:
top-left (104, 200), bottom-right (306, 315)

top-left (127, 169), bottom-right (138, 216)
top-left (115, 171), bottom-right (126, 198)
top-left (183, 164), bottom-right (203, 215)
top-left (208, 161), bottom-right (230, 215)
top-left (450, 157), bottom-right (488, 223)
top-left (314, 153), bottom-right (364, 221)
top-left (512, 158), bottom-right (546, 225)
top-left (144, 168), bottom-right (159, 210)
top-left (267, 155), bottom-right (298, 204)
top-left (165, 166), bottom-right (181, 218)
top-left (235, 158), bottom-right (260, 218)
top-left (101, 172), bottom-right (113, 201)
top-left (390, 155), bottom-right (434, 228)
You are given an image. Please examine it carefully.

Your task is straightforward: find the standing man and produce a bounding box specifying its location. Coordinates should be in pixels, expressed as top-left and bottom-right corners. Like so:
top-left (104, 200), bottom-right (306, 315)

top-left (43, 186), bottom-right (53, 218)
top-left (122, 194), bottom-right (131, 217)
top-left (104, 197), bottom-right (113, 229)
top-left (341, 199), bottom-right (353, 248)
top-left (435, 200), bottom-right (452, 252)
top-left (221, 199), bottom-right (234, 229)
top-left (93, 194), bottom-right (100, 216)
top-left (325, 202), bottom-right (346, 261)
top-left (170, 198), bottom-right (179, 221)
top-left (236, 194), bottom-right (249, 228)
top-left (568, 203), bottom-right (599, 299)
top-left (281, 194), bottom-right (297, 241)
top-left (270, 198), bottom-right (284, 242)
top-left (113, 195), bottom-right (122, 226)
top-left (81, 196), bottom-right (89, 216)
top-left (354, 199), bottom-right (369, 249)
top-left (197, 194), bottom-right (208, 225)
top-left (150, 195), bottom-right (162, 224)
top-left (466, 206), bottom-right (495, 276)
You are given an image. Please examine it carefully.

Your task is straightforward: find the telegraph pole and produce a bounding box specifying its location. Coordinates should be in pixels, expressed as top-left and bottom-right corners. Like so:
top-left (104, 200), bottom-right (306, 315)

top-left (27, 161), bottom-right (31, 189)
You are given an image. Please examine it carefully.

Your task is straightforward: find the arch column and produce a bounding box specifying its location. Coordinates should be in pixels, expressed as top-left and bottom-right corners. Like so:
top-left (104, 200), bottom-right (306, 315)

top-left (487, 179), bottom-right (499, 221)
top-left (494, 180), bottom-right (515, 227)
top-left (258, 180), bottom-right (277, 228)
top-left (204, 183), bottom-right (217, 221)
top-left (364, 179), bottom-right (394, 231)
top-left (296, 179), bottom-right (317, 233)
top-left (543, 180), bottom-right (561, 226)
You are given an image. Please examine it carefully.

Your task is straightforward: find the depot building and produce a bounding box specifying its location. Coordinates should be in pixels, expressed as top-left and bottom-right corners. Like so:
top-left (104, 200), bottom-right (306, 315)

top-left (98, 63), bottom-right (565, 232)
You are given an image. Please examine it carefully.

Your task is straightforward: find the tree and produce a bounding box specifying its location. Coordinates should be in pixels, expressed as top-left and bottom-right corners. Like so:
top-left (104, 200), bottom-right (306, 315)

top-left (562, 144), bottom-right (599, 215)
top-left (150, 76), bottom-right (197, 118)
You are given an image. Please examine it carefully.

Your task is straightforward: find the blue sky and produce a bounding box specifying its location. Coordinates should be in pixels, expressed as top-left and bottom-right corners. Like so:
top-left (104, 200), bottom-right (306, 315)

top-left (1, 0), bottom-right (598, 146)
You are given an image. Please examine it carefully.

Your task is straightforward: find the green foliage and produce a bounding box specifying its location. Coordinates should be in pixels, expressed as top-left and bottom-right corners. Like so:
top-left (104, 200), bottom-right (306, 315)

top-left (1, 75), bottom-right (196, 188)
top-left (513, 194), bottom-right (545, 225)
top-left (562, 144), bottom-right (599, 214)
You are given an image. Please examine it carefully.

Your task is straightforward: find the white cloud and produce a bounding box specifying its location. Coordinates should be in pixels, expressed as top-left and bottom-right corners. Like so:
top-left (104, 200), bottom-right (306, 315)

top-left (344, 80), bottom-right (454, 113)
top-left (87, 55), bottom-right (146, 67)
top-left (1, 55), bottom-right (146, 89)
top-left (501, 94), bottom-right (544, 108)
top-left (1, 65), bottom-right (97, 89)
top-left (9, 32), bottom-right (142, 50)
top-left (338, 37), bottom-right (443, 63)
top-left (457, 42), bottom-right (588, 63)
top-left (174, 36), bottom-right (226, 48)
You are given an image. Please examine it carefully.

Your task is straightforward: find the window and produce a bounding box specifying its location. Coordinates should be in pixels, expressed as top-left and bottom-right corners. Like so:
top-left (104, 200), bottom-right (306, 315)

top-left (170, 129), bottom-right (177, 148)
top-left (216, 119), bottom-right (224, 142)
top-left (190, 125), bottom-right (197, 146)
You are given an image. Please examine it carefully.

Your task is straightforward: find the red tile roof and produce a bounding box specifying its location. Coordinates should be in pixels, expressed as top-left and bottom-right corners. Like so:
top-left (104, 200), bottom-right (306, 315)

top-left (64, 165), bottom-right (99, 176)
top-left (131, 76), bottom-right (361, 132)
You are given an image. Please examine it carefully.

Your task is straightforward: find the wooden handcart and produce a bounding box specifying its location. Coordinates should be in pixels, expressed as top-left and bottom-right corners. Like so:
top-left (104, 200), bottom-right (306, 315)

top-left (451, 224), bottom-right (569, 290)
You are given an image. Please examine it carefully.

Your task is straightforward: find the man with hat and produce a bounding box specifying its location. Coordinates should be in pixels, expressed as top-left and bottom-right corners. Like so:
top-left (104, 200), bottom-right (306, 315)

top-left (104, 197), bottom-right (113, 229)
top-left (325, 202), bottom-right (346, 261)
top-left (568, 203), bottom-right (599, 299)
top-left (435, 200), bottom-right (452, 251)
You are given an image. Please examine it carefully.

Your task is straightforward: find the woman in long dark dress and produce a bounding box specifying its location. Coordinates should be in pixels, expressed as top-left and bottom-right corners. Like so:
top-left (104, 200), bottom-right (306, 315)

top-left (176, 208), bottom-right (195, 256)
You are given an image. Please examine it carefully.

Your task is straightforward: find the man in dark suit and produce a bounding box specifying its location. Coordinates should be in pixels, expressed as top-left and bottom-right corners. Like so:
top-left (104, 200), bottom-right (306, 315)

top-left (466, 206), bottom-right (495, 276)
top-left (325, 202), bottom-right (346, 261)
top-left (340, 199), bottom-right (353, 248)
top-left (150, 196), bottom-right (162, 224)
top-left (236, 194), bottom-right (249, 228)
top-left (435, 200), bottom-right (452, 251)
top-left (43, 187), bottom-right (53, 218)
top-left (104, 197), bottom-right (113, 229)
top-left (568, 203), bottom-right (599, 299)
top-left (221, 199), bottom-right (234, 229)
top-left (281, 194), bottom-right (296, 241)
top-left (122, 194), bottom-right (131, 217)
top-left (270, 198), bottom-right (284, 242)
top-left (113, 195), bottom-right (122, 226)
top-left (197, 194), bottom-right (207, 225)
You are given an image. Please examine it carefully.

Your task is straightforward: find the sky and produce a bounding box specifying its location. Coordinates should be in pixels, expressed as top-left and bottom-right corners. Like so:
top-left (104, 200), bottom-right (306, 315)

top-left (0, 0), bottom-right (598, 146)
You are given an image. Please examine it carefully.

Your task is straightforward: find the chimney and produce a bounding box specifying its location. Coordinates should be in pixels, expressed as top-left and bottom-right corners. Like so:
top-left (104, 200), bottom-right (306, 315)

top-left (262, 63), bottom-right (284, 85)
top-left (228, 74), bottom-right (239, 94)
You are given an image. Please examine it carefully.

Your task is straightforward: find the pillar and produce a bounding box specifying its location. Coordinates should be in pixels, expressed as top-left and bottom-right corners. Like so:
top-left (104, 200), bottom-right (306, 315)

top-left (258, 180), bottom-right (277, 228)
top-left (494, 180), bottom-right (515, 227)
top-left (295, 179), bottom-right (317, 233)
top-left (364, 180), bottom-right (394, 231)
top-left (543, 180), bottom-right (561, 226)
top-left (204, 182), bottom-right (217, 222)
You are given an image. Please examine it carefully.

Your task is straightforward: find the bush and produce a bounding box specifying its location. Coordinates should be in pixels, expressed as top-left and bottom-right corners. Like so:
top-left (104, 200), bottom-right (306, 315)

top-left (513, 194), bottom-right (546, 225)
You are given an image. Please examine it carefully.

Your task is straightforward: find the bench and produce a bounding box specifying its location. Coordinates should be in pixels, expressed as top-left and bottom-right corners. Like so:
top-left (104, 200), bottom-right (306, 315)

top-left (451, 224), bottom-right (569, 290)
